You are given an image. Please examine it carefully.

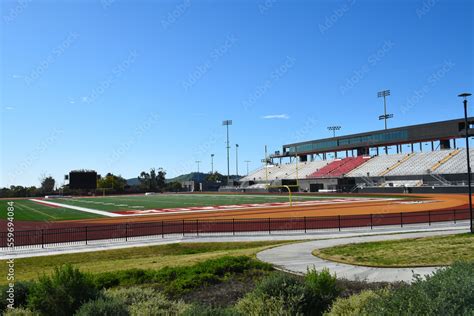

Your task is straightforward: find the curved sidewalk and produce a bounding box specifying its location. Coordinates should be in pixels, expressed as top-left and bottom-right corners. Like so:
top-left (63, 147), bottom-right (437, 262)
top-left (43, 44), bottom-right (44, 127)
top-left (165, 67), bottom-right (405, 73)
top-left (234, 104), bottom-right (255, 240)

top-left (257, 229), bottom-right (468, 283)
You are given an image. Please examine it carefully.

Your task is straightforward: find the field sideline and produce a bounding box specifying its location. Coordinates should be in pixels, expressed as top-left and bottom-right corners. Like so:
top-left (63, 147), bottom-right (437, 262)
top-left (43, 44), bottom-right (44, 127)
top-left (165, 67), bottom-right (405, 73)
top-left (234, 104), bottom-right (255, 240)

top-left (0, 193), bottom-right (402, 222)
top-left (0, 193), bottom-right (470, 228)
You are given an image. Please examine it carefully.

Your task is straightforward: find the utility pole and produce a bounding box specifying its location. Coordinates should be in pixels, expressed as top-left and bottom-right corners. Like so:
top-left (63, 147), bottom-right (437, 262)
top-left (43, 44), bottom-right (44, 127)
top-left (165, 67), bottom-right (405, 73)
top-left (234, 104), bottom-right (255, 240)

top-left (235, 144), bottom-right (239, 176)
top-left (245, 160), bottom-right (251, 175)
top-left (211, 154), bottom-right (214, 173)
top-left (222, 120), bottom-right (232, 184)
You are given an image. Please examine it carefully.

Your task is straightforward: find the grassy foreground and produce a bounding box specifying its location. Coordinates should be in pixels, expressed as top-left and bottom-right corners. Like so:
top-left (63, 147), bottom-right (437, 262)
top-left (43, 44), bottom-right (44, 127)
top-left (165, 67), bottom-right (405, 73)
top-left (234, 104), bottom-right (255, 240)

top-left (0, 241), bottom-right (289, 284)
top-left (314, 233), bottom-right (474, 267)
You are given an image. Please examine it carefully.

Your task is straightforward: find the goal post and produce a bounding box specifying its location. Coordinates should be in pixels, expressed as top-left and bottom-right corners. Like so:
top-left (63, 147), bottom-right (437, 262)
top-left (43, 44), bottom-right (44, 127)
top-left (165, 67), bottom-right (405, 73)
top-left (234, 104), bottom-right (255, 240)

top-left (265, 184), bottom-right (299, 206)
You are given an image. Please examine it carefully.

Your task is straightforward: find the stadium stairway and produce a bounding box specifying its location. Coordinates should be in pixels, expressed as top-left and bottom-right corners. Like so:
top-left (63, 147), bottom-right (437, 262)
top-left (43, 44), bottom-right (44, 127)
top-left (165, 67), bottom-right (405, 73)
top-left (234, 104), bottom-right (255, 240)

top-left (430, 149), bottom-right (461, 173)
top-left (379, 153), bottom-right (413, 176)
top-left (307, 156), bottom-right (370, 178)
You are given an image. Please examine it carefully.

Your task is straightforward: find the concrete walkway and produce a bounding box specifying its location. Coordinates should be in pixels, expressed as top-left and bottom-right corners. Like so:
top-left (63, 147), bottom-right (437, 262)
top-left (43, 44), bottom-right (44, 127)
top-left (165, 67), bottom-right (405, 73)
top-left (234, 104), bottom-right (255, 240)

top-left (257, 229), bottom-right (468, 283)
top-left (1, 220), bottom-right (468, 260)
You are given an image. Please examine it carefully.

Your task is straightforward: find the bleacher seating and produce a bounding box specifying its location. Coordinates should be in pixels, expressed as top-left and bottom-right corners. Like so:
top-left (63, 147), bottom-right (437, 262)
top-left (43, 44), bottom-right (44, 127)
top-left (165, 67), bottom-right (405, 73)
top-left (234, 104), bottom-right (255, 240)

top-left (307, 157), bottom-right (370, 178)
top-left (240, 149), bottom-right (474, 184)
top-left (347, 153), bottom-right (408, 177)
top-left (385, 150), bottom-right (455, 176)
top-left (433, 148), bottom-right (474, 174)
top-left (240, 160), bottom-right (331, 182)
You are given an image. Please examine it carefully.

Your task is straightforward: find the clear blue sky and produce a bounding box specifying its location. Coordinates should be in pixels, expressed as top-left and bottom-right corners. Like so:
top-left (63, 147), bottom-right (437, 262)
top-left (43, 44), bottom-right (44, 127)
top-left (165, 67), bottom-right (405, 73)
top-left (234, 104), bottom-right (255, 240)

top-left (0, 0), bottom-right (472, 187)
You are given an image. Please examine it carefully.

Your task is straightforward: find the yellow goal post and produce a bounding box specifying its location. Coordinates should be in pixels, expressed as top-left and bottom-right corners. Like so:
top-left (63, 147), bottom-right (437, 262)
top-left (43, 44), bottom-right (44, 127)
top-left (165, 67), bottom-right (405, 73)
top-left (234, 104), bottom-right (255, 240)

top-left (265, 184), bottom-right (300, 206)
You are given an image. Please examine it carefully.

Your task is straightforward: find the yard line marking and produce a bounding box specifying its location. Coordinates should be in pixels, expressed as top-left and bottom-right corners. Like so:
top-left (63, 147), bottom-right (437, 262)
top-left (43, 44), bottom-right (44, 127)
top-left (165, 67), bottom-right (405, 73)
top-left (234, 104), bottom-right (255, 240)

top-left (30, 199), bottom-right (123, 217)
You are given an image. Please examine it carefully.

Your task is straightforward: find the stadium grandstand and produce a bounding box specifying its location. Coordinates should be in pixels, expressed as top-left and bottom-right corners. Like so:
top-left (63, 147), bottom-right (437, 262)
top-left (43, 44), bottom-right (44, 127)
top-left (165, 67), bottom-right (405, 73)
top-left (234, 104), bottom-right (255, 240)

top-left (234, 117), bottom-right (474, 194)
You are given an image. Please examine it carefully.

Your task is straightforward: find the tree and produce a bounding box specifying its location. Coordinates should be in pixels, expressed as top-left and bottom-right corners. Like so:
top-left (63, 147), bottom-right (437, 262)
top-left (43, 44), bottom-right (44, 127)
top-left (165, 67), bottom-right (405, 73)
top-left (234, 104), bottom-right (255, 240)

top-left (138, 168), bottom-right (167, 192)
top-left (166, 181), bottom-right (182, 192)
top-left (40, 175), bottom-right (55, 193)
top-left (206, 172), bottom-right (225, 183)
top-left (97, 173), bottom-right (127, 192)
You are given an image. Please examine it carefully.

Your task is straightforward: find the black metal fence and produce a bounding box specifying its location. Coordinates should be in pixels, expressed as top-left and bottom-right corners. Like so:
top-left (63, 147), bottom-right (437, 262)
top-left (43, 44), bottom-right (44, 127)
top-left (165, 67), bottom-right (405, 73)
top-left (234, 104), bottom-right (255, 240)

top-left (1, 208), bottom-right (470, 249)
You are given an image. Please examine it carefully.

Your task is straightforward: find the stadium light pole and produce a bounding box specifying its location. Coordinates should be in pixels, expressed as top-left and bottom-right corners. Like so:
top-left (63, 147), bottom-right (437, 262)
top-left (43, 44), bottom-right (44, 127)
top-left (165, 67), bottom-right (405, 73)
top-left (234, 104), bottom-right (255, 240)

top-left (235, 144), bottom-right (239, 176)
top-left (377, 90), bottom-right (393, 130)
top-left (195, 160), bottom-right (201, 174)
top-left (245, 160), bottom-right (251, 175)
top-left (211, 154), bottom-right (215, 174)
top-left (222, 120), bottom-right (232, 184)
top-left (459, 92), bottom-right (473, 233)
top-left (327, 126), bottom-right (341, 138)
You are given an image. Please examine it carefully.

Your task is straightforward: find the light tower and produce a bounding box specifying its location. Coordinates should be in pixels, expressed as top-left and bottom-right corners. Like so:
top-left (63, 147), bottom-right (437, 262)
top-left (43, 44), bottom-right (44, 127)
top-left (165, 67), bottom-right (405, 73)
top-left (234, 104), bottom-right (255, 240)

top-left (222, 120), bottom-right (232, 184)
top-left (244, 160), bottom-right (251, 175)
top-left (327, 126), bottom-right (341, 138)
top-left (235, 144), bottom-right (239, 176)
top-left (459, 92), bottom-right (472, 233)
top-left (377, 89), bottom-right (393, 130)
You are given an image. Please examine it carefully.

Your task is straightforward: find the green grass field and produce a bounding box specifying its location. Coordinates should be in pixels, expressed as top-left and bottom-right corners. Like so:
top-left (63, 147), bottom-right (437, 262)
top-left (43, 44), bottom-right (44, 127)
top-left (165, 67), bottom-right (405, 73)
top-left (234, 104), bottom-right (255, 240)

top-left (0, 199), bottom-right (102, 221)
top-left (314, 233), bottom-right (474, 267)
top-left (0, 193), bottom-right (400, 222)
top-left (0, 241), bottom-right (288, 284)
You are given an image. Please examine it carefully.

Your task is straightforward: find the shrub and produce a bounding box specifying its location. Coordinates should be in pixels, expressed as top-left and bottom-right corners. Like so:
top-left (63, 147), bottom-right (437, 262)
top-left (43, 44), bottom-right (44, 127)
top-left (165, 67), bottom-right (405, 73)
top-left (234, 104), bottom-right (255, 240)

top-left (93, 256), bottom-right (272, 295)
top-left (103, 286), bottom-right (156, 306)
top-left (304, 268), bottom-right (341, 314)
top-left (27, 264), bottom-right (99, 315)
top-left (0, 282), bottom-right (32, 312)
top-left (363, 262), bottom-right (474, 315)
top-left (74, 297), bottom-right (129, 316)
top-left (102, 286), bottom-right (190, 315)
top-left (3, 307), bottom-right (37, 316)
top-left (235, 292), bottom-right (289, 316)
top-left (325, 290), bottom-right (382, 316)
top-left (238, 272), bottom-right (306, 315)
top-left (182, 304), bottom-right (240, 316)
top-left (128, 294), bottom-right (190, 316)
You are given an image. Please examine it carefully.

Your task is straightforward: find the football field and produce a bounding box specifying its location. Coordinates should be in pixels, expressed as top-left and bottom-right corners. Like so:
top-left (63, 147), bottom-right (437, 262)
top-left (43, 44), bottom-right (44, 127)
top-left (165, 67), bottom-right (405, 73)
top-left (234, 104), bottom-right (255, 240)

top-left (0, 193), bottom-right (399, 221)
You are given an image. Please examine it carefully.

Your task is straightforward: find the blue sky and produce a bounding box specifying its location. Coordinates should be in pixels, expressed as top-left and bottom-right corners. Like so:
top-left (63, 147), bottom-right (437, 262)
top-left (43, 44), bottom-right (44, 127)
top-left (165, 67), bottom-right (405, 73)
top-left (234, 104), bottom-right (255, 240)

top-left (0, 0), bottom-right (472, 187)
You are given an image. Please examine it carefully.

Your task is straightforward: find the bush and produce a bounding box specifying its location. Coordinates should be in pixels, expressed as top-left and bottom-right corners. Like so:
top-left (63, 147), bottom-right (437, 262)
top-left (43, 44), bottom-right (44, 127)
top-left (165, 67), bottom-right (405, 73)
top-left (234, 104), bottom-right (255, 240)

top-left (325, 290), bottom-right (383, 316)
top-left (128, 294), bottom-right (190, 316)
top-left (182, 304), bottom-right (240, 316)
top-left (235, 292), bottom-right (289, 316)
top-left (103, 286), bottom-right (190, 316)
top-left (237, 272), bottom-right (306, 315)
top-left (304, 268), bottom-right (341, 314)
top-left (94, 256), bottom-right (272, 296)
top-left (363, 262), bottom-right (474, 315)
top-left (103, 286), bottom-right (156, 306)
top-left (3, 307), bottom-right (37, 316)
top-left (74, 297), bottom-right (129, 316)
top-left (27, 264), bottom-right (99, 315)
top-left (0, 282), bottom-right (32, 312)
